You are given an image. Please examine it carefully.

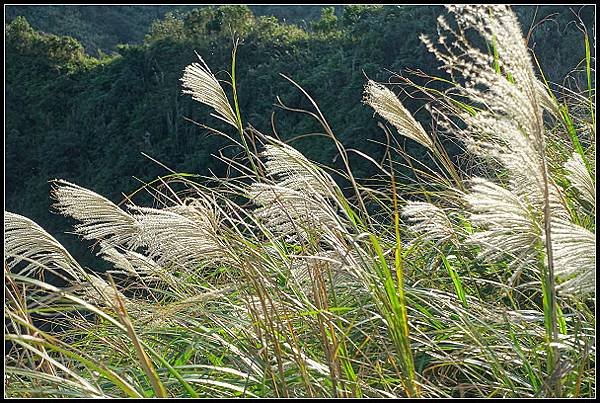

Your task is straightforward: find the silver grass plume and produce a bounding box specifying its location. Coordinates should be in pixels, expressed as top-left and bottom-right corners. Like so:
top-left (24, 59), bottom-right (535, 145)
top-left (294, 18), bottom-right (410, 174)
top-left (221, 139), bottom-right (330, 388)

top-left (422, 6), bottom-right (583, 293)
top-left (99, 243), bottom-right (148, 277)
top-left (81, 274), bottom-right (131, 309)
top-left (556, 270), bottom-right (594, 298)
top-left (289, 251), bottom-right (359, 293)
top-left (536, 79), bottom-right (560, 118)
top-left (142, 287), bottom-right (234, 327)
top-left (99, 243), bottom-right (180, 289)
top-left (551, 218), bottom-right (595, 296)
top-left (131, 198), bottom-right (233, 269)
top-left (4, 211), bottom-right (84, 281)
top-left (249, 139), bottom-right (349, 243)
top-left (564, 152), bottom-right (595, 208)
top-left (364, 80), bottom-right (434, 151)
top-left (249, 183), bottom-right (345, 243)
top-left (51, 179), bottom-right (140, 248)
top-left (464, 178), bottom-right (541, 269)
top-left (261, 137), bottom-right (339, 197)
top-left (401, 201), bottom-right (457, 246)
top-left (52, 179), bottom-right (233, 269)
top-left (181, 53), bottom-right (238, 129)
top-left (421, 6), bottom-right (548, 194)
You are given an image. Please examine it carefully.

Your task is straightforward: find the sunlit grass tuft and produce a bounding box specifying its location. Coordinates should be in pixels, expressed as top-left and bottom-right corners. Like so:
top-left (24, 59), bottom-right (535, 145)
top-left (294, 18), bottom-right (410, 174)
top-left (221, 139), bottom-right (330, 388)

top-left (4, 5), bottom-right (594, 398)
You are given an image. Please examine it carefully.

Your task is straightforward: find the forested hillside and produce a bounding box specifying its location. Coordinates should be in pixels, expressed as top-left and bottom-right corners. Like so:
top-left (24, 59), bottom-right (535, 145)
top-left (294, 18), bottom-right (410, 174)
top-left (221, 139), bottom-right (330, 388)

top-left (5, 5), bottom-right (337, 55)
top-left (4, 5), bottom-right (596, 398)
top-left (5, 5), bottom-right (594, 265)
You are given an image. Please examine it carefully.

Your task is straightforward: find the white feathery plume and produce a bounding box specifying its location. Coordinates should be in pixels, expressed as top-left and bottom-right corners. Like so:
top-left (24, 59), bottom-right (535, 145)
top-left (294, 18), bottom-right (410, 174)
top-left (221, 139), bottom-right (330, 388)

top-left (52, 179), bottom-right (232, 270)
top-left (51, 179), bottom-right (140, 248)
top-left (131, 200), bottom-right (232, 269)
top-left (535, 79), bottom-right (560, 118)
top-left (363, 80), bottom-right (434, 151)
top-left (81, 274), bottom-right (130, 309)
top-left (4, 211), bottom-right (84, 281)
top-left (564, 152), bottom-right (595, 208)
top-left (249, 140), bottom-right (349, 243)
top-left (401, 201), bottom-right (457, 245)
top-left (181, 53), bottom-right (238, 129)
top-left (98, 243), bottom-right (179, 289)
top-left (98, 244), bottom-right (141, 277)
top-left (551, 218), bottom-right (595, 296)
top-left (165, 196), bottom-right (223, 230)
top-left (464, 178), bottom-right (541, 269)
top-left (421, 6), bottom-right (591, 295)
top-left (557, 269), bottom-right (595, 297)
top-left (443, 5), bottom-right (538, 100)
top-left (422, 6), bottom-right (547, 193)
top-left (142, 287), bottom-right (235, 327)
top-left (249, 183), bottom-right (346, 243)
top-left (289, 251), bottom-right (358, 293)
top-left (260, 137), bottom-right (339, 197)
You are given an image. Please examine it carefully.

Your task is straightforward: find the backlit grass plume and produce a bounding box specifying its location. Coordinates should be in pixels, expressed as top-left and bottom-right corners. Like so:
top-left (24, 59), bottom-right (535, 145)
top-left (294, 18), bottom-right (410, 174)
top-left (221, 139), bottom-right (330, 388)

top-left (249, 137), bottom-right (350, 244)
top-left (181, 52), bottom-right (238, 129)
top-left (51, 179), bottom-right (140, 248)
top-left (417, 5), bottom-right (594, 395)
top-left (464, 177), bottom-right (541, 269)
top-left (422, 6), bottom-right (556, 278)
top-left (4, 4), bottom-right (594, 399)
top-left (260, 136), bottom-right (339, 197)
top-left (364, 79), bottom-right (434, 151)
top-left (4, 211), bottom-right (85, 281)
top-left (401, 201), bottom-right (457, 246)
top-left (421, 6), bottom-right (594, 302)
top-left (564, 152), bottom-right (595, 209)
top-left (551, 218), bottom-right (596, 296)
top-left (132, 202), bottom-right (234, 269)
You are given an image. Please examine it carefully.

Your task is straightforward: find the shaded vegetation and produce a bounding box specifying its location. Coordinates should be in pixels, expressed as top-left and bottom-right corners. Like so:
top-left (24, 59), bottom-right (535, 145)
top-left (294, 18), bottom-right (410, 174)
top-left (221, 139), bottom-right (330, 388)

top-left (5, 5), bottom-right (594, 268)
top-left (4, 5), bottom-right (337, 55)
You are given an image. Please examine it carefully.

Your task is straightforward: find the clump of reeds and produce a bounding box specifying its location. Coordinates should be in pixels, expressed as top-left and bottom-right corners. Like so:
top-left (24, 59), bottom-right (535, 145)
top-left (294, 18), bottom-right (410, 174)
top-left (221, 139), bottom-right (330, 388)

top-left (4, 5), bottom-right (594, 398)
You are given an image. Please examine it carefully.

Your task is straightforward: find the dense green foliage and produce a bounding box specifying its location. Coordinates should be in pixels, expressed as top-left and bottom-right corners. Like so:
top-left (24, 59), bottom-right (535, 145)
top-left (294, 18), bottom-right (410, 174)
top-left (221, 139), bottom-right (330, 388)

top-left (5, 5), bottom-right (594, 266)
top-left (4, 5), bottom-right (336, 55)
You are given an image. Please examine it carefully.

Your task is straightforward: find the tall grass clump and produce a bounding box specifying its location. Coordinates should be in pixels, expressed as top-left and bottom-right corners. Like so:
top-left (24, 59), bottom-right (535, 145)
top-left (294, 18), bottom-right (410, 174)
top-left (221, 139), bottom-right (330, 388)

top-left (4, 5), bottom-right (594, 398)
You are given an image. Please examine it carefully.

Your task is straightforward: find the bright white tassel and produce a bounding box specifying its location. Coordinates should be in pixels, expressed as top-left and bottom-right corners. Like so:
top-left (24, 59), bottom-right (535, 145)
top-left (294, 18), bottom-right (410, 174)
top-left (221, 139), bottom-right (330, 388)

top-left (564, 152), bottom-right (595, 208)
top-left (464, 178), bottom-right (541, 269)
top-left (260, 138), bottom-right (338, 197)
top-left (250, 139), bottom-right (349, 244)
top-left (551, 218), bottom-right (595, 296)
top-left (363, 80), bottom-right (434, 151)
top-left (83, 274), bottom-right (130, 308)
top-left (422, 6), bottom-right (596, 299)
top-left (402, 201), bottom-right (457, 245)
top-left (181, 53), bottom-right (238, 129)
top-left (249, 183), bottom-right (345, 243)
top-left (131, 201), bottom-right (233, 269)
top-left (535, 79), bottom-right (560, 117)
top-left (99, 243), bottom-right (179, 289)
top-left (51, 179), bottom-right (140, 248)
top-left (4, 211), bottom-right (85, 281)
